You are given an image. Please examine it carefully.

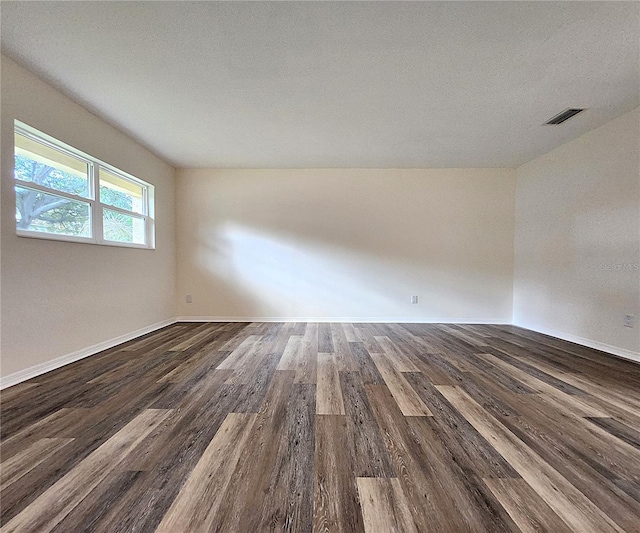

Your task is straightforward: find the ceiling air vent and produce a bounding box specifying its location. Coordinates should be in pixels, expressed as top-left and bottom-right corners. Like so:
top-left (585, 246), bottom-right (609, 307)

top-left (544, 108), bottom-right (586, 125)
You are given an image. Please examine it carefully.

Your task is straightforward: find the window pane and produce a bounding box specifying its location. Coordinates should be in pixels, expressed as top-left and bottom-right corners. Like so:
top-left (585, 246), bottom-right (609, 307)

top-left (14, 131), bottom-right (90, 198)
top-left (100, 169), bottom-right (144, 214)
top-left (103, 208), bottom-right (146, 244)
top-left (15, 185), bottom-right (91, 237)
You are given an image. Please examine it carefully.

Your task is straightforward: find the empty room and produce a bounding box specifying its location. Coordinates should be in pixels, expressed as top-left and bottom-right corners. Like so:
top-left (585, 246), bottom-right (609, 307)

top-left (1, 1), bottom-right (639, 532)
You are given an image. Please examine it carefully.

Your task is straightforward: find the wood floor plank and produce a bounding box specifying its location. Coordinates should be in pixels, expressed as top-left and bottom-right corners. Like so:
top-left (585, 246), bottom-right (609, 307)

top-left (586, 417), bottom-right (640, 451)
top-left (232, 352), bottom-right (284, 413)
top-left (1, 378), bottom-right (172, 524)
top-left (313, 415), bottom-right (364, 533)
top-left (1, 409), bottom-right (172, 533)
top-left (369, 352), bottom-right (432, 416)
top-left (407, 353), bottom-right (456, 386)
top-left (480, 386), bottom-right (640, 488)
top-left (1, 438), bottom-right (74, 490)
top-left (348, 342), bottom-right (385, 385)
top-left (121, 323), bottom-right (201, 353)
top-left (511, 356), bottom-right (640, 425)
top-left (404, 372), bottom-right (520, 479)
top-left (438, 385), bottom-right (625, 533)
top-left (2, 322), bottom-right (639, 533)
top-left (269, 322), bottom-right (297, 357)
top-left (392, 325), bottom-right (444, 356)
top-left (88, 450), bottom-right (196, 532)
top-left (317, 353), bottom-right (345, 415)
top-left (257, 382), bottom-right (316, 531)
top-left (615, 479), bottom-right (640, 503)
top-left (225, 335), bottom-right (274, 385)
top-left (204, 371), bottom-right (295, 532)
top-left (478, 352), bottom-right (609, 418)
top-left (1, 438), bottom-right (100, 524)
top-left (216, 324), bottom-right (256, 352)
top-left (483, 478), bottom-right (573, 533)
top-left (342, 323), bottom-right (357, 343)
top-left (155, 412), bottom-right (257, 533)
top-left (295, 338), bottom-right (318, 384)
top-left (486, 398), bottom-right (640, 531)
top-left (276, 335), bottom-right (317, 384)
top-left (485, 348), bottom-right (597, 397)
top-left (0, 382), bottom-right (39, 404)
top-left (455, 353), bottom-right (537, 395)
top-left (305, 322), bottom-right (319, 344)
top-left (339, 372), bottom-right (396, 478)
top-left (216, 334), bottom-right (263, 369)
top-left (354, 326), bottom-right (383, 356)
top-left (440, 324), bottom-right (491, 348)
top-left (168, 325), bottom-right (225, 352)
top-left (291, 322), bottom-right (308, 336)
top-left (366, 383), bottom-right (517, 533)
top-left (155, 329), bottom-right (241, 385)
top-left (374, 335), bottom-right (421, 373)
top-left (331, 323), bottom-right (358, 371)
top-left (0, 381), bottom-right (96, 440)
top-left (318, 323), bottom-right (335, 353)
top-left (49, 470), bottom-right (145, 533)
top-left (86, 383), bottom-right (244, 531)
top-left (356, 477), bottom-right (418, 533)
top-left (149, 366), bottom-right (233, 411)
top-left (0, 408), bottom-right (87, 462)
top-left (277, 335), bottom-right (304, 370)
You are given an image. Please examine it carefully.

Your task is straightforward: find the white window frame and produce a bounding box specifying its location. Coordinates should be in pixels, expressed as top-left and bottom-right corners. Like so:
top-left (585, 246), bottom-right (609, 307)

top-left (14, 120), bottom-right (155, 249)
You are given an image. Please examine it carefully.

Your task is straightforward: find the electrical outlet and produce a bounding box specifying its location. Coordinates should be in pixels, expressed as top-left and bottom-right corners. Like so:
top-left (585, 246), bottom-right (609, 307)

top-left (186, 294), bottom-right (192, 304)
top-left (624, 314), bottom-right (634, 328)
top-left (411, 295), bottom-right (418, 304)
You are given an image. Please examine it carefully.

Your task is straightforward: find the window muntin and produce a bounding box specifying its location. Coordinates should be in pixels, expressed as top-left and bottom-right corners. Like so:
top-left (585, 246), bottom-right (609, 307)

top-left (100, 168), bottom-right (145, 214)
top-left (13, 121), bottom-right (154, 249)
top-left (15, 186), bottom-right (92, 238)
top-left (103, 208), bottom-right (146, 245)
top-left (15, 131), bottom-right (91, 198)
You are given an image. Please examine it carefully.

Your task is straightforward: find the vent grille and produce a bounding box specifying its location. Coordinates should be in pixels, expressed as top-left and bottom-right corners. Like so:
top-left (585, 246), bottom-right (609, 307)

top-left (544, 108), bottom-right (586, 125)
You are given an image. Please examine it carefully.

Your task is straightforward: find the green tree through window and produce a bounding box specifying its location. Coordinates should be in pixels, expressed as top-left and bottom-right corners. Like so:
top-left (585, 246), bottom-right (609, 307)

top-left (14, 154), bottom-right (90, 236)
top-left (14, 121), bottom-right (153, 247)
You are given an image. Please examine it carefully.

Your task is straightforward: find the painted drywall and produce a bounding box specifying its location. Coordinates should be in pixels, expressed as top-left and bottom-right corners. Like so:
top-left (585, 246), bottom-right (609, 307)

top-left (0, 56), bottom-right (177, 378)
top-left (514, 107), bottom-right (640, 357)
top-left (176, 168), bottom-right (516, 322)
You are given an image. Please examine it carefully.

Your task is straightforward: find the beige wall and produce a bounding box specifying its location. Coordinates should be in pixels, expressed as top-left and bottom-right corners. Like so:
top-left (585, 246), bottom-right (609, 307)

top-left (514, 107), bottom-right (640, 357)
top-left (3, 55), bottom-right (636, 382)
top-left (1, 56), bottom-right (177, 378)
top-left (176, 168), bottom-right (516, 322)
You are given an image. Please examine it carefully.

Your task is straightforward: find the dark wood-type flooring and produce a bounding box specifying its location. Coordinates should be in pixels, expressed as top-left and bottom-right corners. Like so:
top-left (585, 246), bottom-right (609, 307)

top-left (1, 322), bottom-right (639, 532)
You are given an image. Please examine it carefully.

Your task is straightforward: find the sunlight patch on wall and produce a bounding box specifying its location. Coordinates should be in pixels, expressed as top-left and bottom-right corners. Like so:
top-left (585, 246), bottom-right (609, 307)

top-left (193, 222), bottom-right (507, 320)
top-left (197, 222), bottom-right (393, 316)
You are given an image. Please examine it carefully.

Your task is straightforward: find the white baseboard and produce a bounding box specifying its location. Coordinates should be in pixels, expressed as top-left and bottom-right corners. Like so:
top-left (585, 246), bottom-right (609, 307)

top-left (514, 322), bottom-right (640, 364)
top-left (0, 318), bottom-right (177, 390)
top-left (175, 316), bottom-right (511, 324)
top-left (4, 316), bottom-right (635, 391)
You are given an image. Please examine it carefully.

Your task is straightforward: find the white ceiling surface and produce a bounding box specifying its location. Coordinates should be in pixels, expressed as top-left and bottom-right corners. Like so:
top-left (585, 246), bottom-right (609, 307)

top-left (1, 2), bottom-right (639, 169)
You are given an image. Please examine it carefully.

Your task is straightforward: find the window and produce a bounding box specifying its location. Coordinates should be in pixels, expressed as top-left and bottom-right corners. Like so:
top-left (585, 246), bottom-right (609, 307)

top-left (14, 121), bottom-right (154, 248)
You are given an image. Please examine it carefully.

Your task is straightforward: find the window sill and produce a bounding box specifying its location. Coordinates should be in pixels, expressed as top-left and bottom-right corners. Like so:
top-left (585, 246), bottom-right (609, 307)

top-left (16, 229), bottom-right (155, 250)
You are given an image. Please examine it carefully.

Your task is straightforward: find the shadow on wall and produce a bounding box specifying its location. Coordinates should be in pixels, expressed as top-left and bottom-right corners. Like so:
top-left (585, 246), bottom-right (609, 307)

top-left (188, 221), bottom-right (510, 319)
top-left (514, 201), bottom-right (640, 347)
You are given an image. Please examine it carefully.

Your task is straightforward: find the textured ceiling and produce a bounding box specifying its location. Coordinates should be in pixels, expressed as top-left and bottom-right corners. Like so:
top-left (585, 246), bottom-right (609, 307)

top-left (1, 1), bottom-right (639, 168)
